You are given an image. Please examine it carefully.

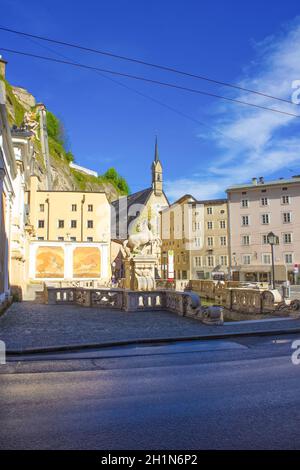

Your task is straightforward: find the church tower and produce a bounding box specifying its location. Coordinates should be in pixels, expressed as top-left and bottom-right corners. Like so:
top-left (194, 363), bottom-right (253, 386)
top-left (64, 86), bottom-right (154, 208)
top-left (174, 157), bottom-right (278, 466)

top-left (152, 137), bottom-right (163, 196)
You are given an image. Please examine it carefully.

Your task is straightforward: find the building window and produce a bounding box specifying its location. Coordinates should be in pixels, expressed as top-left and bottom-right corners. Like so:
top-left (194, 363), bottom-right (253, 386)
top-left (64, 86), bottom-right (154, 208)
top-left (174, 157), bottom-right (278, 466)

top-left (70, 237), bottom-right (76, 241)
top-left (207, 207), bottom-right (213, 215)
top-left (182, 270), bottom-right (187, 280)
top-left (194, 256), bottom-right (202, 267)
top-left (58, 220), bottom-right (64, 228)
top-left (88, 204), bottom-right (93, 212)
top-left (241, 215), bottom-right (249, 226)
top-left (283, 212), bottom-right (292, 224)
top-left (220, 236), bottom-right (227, 246)
top-left (243, 255), bottom-right (251, 265)
top-left (38, 220), bottom-right (44, 228)
top-left (242, 235), bottom-right (250, 246)
top-left (87, 237), bottom-right (93, 242)
top-left (37, 237), bottom-right (44, 240)
top-left (220, 209), bottom-right (225, 214)
top-left (87, 220), bottom-right (93, 229)
top-left (207, 221), bottom-right (213, 230)
top-left (220, 255), bottom-right (228, 266)
top-left (194, 237), bottom-right (201, 247)
top-left (71, 220), bottom-right (77, 228)
top-left (241, 199), bottom-right (249, 208)
top-left (220, 220), bottom-right (226, 229)
top-left (284, 253), bottom-right (293, 264)
top-left (206, 255), bottom-right (215, 268)
top-left (262, 253), bottom-right (271, 264)
top-left (72, 204), bottom-right (77, 212)
top-left (283, 233), bottom-right (292, 244)
top-left (261, 213), bottom-right (270, 225)
top-left (261, 197), bottom-right (268, 206)
top-left (207, 236), bottom-right (214, 247)
top-left (39, 204), bottom-right (44, 212)
top-left (282, 195), bottom-right (290, 205)
top-left (262, 234), bottom-right (268, 245)
top-left (58, 237), bottom-right (64, 241)
top-left (207, 255), bottom-right (214, 267)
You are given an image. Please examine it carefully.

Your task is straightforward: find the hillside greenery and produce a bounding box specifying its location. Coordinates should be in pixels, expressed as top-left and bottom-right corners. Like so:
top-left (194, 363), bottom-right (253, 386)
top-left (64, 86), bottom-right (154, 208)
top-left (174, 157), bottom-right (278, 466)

top-left (0, 73), bottom-right (130, 196)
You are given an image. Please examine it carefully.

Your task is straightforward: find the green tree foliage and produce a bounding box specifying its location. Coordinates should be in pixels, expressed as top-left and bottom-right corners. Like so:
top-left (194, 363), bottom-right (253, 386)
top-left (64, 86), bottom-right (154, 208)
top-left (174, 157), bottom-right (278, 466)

top-left (103, 167), bottom-right (130, 195)
top-left (46, 111), bottom-right (64, 144)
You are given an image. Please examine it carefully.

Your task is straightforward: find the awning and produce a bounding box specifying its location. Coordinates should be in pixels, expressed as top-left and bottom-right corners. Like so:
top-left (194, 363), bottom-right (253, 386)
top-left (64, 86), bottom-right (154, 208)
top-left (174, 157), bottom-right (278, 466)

top-left (238, 265), bottom-right (271, 273)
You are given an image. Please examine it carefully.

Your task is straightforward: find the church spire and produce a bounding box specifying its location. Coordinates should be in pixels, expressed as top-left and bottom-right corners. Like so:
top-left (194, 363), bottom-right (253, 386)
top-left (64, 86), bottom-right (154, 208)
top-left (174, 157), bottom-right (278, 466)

top-left (152, 137), bottom-right (163, 196)
top-left (154, 136), bottom-right (159, 163)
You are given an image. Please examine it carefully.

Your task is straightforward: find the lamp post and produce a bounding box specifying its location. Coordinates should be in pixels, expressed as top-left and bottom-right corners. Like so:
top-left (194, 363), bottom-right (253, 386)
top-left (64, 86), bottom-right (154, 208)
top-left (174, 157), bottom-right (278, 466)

top-left (267, 231), bottom-right (278, 290)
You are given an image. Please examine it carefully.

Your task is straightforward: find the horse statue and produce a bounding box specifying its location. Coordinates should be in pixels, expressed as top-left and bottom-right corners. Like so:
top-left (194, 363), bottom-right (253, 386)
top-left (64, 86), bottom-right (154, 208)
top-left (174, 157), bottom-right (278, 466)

top-left (123, 220), bottom-right (161, 257)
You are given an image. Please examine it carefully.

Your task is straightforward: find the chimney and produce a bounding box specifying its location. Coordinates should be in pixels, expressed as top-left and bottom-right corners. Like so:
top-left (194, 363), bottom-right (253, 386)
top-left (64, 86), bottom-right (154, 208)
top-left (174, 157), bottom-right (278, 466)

top-left (252, 177), bottom-right (258, 185)
top-left (0, 56), bottom-right (7, 79)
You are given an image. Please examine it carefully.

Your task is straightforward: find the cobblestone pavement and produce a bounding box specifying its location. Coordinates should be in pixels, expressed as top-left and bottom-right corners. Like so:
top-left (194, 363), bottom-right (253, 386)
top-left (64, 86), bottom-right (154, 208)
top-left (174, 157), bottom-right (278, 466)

top-left (1, 302), bottom-right (300, 351)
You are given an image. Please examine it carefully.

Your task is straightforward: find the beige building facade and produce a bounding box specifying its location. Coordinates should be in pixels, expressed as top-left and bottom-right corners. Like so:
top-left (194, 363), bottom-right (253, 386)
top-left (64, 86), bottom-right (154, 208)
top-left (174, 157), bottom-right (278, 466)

top-left (161, 195), bottom-right (229, 281)
top-left (0, 70), bottom-right (15, 306)
top-left (26, 175), bottom-right (111, 284)
top-left (227, 176), bottom-right (300, 284)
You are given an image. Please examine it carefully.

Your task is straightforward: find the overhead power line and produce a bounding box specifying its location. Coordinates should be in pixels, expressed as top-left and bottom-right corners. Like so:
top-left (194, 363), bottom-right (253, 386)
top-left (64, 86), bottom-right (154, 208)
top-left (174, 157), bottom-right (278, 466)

top-left (0, 25), bottom-right (294, 106)
top-left (1, 47), bottom-right (299, 119)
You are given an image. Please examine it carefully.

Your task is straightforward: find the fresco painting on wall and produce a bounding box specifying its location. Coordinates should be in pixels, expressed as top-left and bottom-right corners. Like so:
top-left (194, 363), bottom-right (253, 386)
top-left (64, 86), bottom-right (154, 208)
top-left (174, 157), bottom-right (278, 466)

top-left (73, 247), bottom-right (101, 278)
top-left (36, 246), bottom-right (64, 278)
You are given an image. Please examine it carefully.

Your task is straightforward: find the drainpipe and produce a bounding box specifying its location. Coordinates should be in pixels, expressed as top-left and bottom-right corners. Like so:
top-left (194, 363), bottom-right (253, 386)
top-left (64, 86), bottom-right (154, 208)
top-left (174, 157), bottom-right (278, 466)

top-left (81, 195), bottom-right (85, 242)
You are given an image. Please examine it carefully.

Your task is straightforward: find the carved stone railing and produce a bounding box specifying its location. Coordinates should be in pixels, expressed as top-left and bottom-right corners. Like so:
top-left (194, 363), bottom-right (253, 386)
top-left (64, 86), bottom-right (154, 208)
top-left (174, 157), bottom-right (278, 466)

top-left (46, 284), bottom-right (284, 316)
top-left (123, 291), bottom-right (165, 312)
top-left (223, 288), bottom-right (282, 314)
top-left (155, 279), bottom-right (176, 290)
top-left (187, 280), bottom-right (281, 314)
top-left (46, 287), bottom-right (223, 325)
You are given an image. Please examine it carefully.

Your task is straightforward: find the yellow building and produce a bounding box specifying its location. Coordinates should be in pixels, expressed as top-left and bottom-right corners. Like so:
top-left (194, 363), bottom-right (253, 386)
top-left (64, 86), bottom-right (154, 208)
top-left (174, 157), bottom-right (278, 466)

top-left (161, 195), bottom-right (229, 280)
top-left (26, 175), bottom-right (111, 286)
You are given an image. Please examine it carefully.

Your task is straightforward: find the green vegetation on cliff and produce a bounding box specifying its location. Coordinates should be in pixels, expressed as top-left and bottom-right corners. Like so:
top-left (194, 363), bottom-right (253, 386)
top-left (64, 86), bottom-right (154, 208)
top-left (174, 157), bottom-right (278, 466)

top-left (1, 74), bottom-right (26, 126)
top-left (1, 73), bottom-right (130, 198)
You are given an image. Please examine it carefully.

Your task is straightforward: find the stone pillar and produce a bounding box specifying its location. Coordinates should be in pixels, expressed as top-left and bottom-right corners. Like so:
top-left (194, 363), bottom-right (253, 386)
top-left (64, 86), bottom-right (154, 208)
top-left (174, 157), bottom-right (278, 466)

top-left (124, 255), bottom-right (157, 291)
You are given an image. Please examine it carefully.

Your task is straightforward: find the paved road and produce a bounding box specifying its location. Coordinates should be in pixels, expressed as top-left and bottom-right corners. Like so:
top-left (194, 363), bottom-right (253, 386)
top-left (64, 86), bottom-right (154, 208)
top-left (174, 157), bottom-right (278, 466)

top-left (1, 334), bottom-right (300, 449)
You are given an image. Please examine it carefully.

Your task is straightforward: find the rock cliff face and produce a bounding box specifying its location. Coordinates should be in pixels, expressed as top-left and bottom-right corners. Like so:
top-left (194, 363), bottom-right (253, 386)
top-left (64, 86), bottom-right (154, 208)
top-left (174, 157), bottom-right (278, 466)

top-left (4, 78), bottom-right (127, 202)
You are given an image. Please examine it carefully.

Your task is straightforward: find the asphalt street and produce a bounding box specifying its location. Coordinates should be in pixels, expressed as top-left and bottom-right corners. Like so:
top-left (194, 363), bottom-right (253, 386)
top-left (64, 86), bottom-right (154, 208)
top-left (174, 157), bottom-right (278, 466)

top-left (1, 334), bottom-right (300, 450)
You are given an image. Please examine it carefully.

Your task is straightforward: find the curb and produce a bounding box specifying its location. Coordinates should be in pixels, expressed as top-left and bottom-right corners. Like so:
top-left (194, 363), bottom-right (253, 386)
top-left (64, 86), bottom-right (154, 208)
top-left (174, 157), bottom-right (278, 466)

top-left (6, 325), bottom-right (300, 356)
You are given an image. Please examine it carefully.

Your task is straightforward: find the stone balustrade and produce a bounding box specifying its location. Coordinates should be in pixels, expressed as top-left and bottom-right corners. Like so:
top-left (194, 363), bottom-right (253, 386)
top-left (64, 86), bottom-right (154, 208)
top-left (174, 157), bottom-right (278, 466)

top-left (47, 281), bottom-right (283, 316)
top-left (187, 279), bottom-right (279, 314)
top-left (46, 286), bottom-right (223, 325)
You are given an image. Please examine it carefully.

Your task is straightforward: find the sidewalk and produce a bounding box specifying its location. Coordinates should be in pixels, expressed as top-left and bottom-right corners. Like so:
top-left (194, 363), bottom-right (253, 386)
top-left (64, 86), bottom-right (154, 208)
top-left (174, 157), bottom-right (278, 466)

top-left (1, 302), bottom-right (300, 354)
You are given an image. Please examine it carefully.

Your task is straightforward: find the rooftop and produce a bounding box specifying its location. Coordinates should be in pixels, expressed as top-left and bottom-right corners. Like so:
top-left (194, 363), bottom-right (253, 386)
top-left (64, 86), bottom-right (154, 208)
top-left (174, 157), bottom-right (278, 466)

top-left (227, 176), bottom-right (300, 191)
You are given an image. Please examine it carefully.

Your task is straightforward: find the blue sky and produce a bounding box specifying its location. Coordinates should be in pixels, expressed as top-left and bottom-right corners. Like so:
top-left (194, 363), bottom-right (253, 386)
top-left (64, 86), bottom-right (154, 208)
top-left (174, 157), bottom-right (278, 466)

top-left (1, 0), bottom-right (300, 200)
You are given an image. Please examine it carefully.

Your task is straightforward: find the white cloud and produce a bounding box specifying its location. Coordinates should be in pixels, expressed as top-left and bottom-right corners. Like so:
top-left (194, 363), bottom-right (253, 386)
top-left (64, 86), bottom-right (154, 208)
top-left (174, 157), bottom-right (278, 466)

top-left (165, 17), bottom-right (300, 202)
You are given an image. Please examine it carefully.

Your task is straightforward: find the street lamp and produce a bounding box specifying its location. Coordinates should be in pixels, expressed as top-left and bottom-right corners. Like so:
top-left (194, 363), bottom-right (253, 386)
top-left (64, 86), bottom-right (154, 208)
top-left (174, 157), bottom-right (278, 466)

top-left (267, 231), bottom-right (278, 290)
